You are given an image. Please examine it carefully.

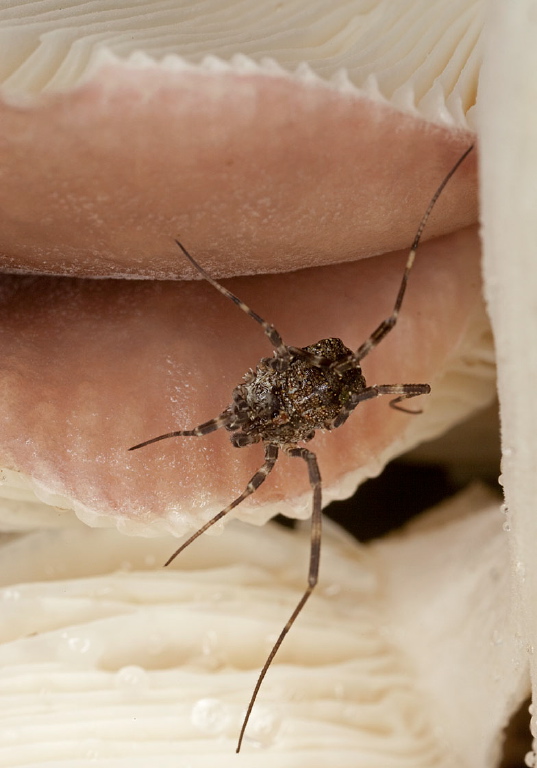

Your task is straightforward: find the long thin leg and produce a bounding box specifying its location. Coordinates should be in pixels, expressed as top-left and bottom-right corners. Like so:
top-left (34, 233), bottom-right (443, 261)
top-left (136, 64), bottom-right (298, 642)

top-left (163, 443), bottom-right (279, 567)
top-left (177, 241), bottom-right (342, 371)
top-left (128, 411), bottom-right (231, 451)
top-left (236, 446), bottom-right (322, 753)
top-left (333, 145), bottom-right (474, 374)
top-left (176, 240), bottom-right (291, 366)
top-left (333, 382), bottom-right (431, 428)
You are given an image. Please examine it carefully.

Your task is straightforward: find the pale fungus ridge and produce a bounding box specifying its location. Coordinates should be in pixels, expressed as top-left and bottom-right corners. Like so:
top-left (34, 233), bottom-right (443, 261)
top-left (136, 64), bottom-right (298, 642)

top-left (0, 0), bottom-right (483, 124)
top-left (0, 487), bottom-right (528, 765)
top-left (0, 0), bottom-right (481, 279)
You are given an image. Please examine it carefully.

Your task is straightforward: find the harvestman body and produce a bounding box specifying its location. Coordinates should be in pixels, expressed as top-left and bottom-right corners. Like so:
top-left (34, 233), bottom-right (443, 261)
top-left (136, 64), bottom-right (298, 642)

top-left (129, 145), bottom-right (474, 752)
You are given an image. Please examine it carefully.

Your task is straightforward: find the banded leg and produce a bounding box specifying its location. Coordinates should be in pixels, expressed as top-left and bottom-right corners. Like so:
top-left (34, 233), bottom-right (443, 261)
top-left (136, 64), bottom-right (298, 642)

top-left (334, 145), bottom-right (474, 375)
top-left (236, 446), bottom-right (322, 753)
top-left (163, 442), bottom-right (279, 567)
top-left (176, 240), bottom-right (291, 367)
top-left (128, 411), bottom-right (231, 451)
top-left (333, 382), bottom-right (431, 428)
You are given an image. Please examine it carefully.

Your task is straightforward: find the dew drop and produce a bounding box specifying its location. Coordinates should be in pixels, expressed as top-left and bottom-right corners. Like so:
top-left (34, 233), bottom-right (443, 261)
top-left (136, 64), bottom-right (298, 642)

top-left (502, 521), bottom-right (511, 532)
top-left (57, 631), bottom-right (103, 666)
top-left (191, 698), bottom-right (232, 735)
top-left (525, 751), bottom-right (537, 767)
top-left (0, 587), bottom-right (21, 602)
top-left (83, 739), bottom-right (102, 760)
top-left (242, 705), bottom-right (281, 748)
top-left (114, 666), bottom-right (150, 698)
top-left (201, 630), bottom-right (218, 657)
top-left (322, 582), bottom-right (342, 598)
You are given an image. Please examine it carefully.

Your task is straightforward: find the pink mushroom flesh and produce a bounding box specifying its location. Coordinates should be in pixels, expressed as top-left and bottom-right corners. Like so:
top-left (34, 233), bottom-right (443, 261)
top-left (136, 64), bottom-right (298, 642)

top-left (0, 67), bottom-right (480, 527)
top-left (0, 68), bottom-right (476, 277)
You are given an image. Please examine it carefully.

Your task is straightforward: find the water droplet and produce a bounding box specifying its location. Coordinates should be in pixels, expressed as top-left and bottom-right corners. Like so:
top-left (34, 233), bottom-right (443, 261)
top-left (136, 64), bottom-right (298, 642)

top-left (503, 521), bottom-right (511, 532)
top-left (201, 631), bottom-right (218, 657)
top-left (0, 588), bottom-right (21, 602)
top-left (191, 698), bottom-right (232, 735)
top-left (500, 503), bottom-right (509, 515)
top-left (498, 473), bottom-right (504, 487)
top-left (57, 631), bottom-right (103, 666)
top-left (525, 751), bottom-right (536, 767)
top-left (84, 740), bottom-right (102, 760)
top-left (114, 666), bottom-right (150, 698)
top-left (242, 705), bottom-right (281, 748)
top-left (322, 582), bottom-right (342, 598)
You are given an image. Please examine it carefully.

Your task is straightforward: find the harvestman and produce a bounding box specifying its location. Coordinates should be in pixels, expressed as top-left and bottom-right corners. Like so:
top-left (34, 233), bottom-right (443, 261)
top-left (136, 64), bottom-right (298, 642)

top-left (130, 145), bottom-right (474, 751)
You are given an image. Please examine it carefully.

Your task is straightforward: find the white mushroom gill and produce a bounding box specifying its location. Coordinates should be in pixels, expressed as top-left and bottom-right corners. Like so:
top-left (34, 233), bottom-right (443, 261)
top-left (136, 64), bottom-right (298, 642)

top-left (1, 0), bottom-right (482, 128)
top-left (0, 486), bottom-right (527, 765)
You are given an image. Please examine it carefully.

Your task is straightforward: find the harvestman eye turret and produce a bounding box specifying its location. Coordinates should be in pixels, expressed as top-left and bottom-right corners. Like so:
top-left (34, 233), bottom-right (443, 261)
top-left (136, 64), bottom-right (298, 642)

top-left (129, 144), bottom-right (474, 752)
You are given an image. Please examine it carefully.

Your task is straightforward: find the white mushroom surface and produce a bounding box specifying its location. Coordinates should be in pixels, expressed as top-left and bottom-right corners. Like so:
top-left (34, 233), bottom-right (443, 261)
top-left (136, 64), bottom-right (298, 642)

top-left (478, 1), bottom-right (537, 762)
top-left (0, 486), bottom-right (527, 765)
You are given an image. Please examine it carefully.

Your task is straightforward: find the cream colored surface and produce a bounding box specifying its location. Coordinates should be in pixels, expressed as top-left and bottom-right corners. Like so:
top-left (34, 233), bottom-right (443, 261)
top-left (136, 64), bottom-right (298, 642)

top-left (479, 0), bottom-right (537, 763)
top-left (0, 487), bottom-right (526, 765)
top-left (1, 0), bottom-right (482, 129)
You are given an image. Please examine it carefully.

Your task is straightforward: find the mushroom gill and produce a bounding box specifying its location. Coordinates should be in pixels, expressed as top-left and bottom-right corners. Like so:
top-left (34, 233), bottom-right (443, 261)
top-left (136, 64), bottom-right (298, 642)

top-left (0, 486), bottom-right (528, 764)
top-left (0, 0), bottom-right (481, 278)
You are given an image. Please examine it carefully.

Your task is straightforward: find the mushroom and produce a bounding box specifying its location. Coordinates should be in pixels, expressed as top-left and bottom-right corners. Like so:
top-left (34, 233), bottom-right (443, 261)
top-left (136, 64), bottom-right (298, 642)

top-left (0, 0), bottom-right (488, 533)
top-left (0, 485), bottom-right (527, 764)
top-left (0, 0), bottom-right (532, 763)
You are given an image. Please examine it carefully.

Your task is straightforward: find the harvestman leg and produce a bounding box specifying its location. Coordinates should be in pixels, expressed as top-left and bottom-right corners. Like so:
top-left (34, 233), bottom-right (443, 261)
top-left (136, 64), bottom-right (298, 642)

top-left (160, 442), bottom-right (279, 566)
top-left (333, 383), bottom-right (431, 429)
top-left (176, 240), bottom-right (291, 369)
top-left (334, 144), bottom-right (475, 375)
top-left (129, 412), bottom-right (232, 451)
top-left (176, 240), bottom-right (339, 371)
top-left (236, 445), bottom-right (322, 752)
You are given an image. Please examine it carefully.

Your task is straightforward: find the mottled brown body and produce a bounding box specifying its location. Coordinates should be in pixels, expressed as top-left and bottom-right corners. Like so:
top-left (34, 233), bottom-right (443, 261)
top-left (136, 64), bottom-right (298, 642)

top-left (229, 338), bottom-right (366, 445)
